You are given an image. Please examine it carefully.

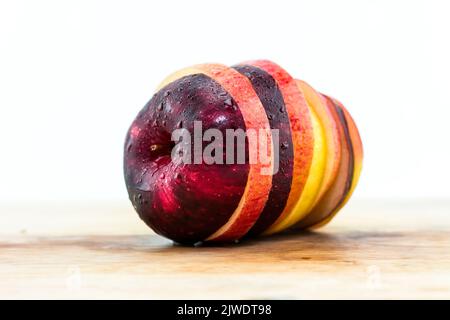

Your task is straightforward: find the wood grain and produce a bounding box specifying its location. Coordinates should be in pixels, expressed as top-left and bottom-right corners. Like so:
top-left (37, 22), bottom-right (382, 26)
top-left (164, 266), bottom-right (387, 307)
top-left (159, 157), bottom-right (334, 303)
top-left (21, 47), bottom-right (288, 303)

top-left (1, 199), bottom-right (449, 299)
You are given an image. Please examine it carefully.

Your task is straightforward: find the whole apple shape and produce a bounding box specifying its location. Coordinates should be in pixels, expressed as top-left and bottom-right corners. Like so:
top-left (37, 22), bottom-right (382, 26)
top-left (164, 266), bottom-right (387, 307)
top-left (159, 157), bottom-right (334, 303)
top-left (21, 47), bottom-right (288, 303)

top-left (124, 60), bottom-right (364, 243)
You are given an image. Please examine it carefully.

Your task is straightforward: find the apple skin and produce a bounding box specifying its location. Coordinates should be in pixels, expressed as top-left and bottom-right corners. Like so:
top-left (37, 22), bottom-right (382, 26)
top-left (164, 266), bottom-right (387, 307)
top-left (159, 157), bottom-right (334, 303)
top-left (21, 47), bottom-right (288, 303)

top-left (124, 60), bottom-right (363, 243)
top-left (266, 95), bottom-right (327, 233)
top-left (293, 95), bottom-right (354, 229)
top-left (144, 63), bottom-right (274, 242)
top-left (242, 60), bottom-right (315, 235)
top-left (124, 73), bottom-right (250, 244)
top-left (309, 96), bottom-right (363, 229)
top-left (232, 64), bottom-right (294, 236)
top-left (296, 80), bottom-right (342, 208)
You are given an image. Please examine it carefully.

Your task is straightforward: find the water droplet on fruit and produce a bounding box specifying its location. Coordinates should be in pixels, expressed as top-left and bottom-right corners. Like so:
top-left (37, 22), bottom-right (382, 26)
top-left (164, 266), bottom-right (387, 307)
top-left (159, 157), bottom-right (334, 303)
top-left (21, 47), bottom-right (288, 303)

top-left (174, 173), bottom-right (182, 180)
top-left (224, 98), bottom-right (237, 111)
top-left (150, 144), bottom-right (159, 152)
top-left (137, 168), bottom-right (148, 184)
top-left (160, 173), bottom-right (165, 179)
top-left (133, 193), bottom-right (144, 206)
top-left (165, 102), bottom-right (172, 113)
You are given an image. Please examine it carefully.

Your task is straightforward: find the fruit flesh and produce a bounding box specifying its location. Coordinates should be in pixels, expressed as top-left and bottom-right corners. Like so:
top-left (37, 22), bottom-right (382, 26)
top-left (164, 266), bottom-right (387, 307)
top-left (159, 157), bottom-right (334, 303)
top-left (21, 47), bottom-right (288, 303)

top-left (125, 60), bottom-right (363, 243)
top-left (232, 64), bottom-right (294, 235)
top-left (124, 74), bottom-right (249, 243)
top-left (296, 80), bottom-right (342, 208)
top-left (294, 96), bottom-right (354, 229)
top-left (265, 103), bottom-right (327, 233)
top-left (158, 64), bottom-right (274, 242)
top-left (309, 96), bottom-right (363, 229)
top-left (243, 60), bottom-right (315, 235)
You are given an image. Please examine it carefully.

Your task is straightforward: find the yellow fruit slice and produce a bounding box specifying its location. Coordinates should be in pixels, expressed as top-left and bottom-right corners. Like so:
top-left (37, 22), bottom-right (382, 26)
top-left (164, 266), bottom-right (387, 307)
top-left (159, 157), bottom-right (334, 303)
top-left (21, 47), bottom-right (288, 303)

top-left (297, 80), bottom-right (342, 208)
top-left (308, 97), bottom-right (363, 229)
top-left (264, 95), bottom-right (327, 234)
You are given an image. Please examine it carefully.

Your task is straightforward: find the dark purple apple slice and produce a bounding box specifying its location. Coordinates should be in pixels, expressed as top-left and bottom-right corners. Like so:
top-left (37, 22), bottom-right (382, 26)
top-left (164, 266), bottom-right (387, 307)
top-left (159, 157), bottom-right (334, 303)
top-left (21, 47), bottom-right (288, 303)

top-left (233, 64), bottom-right (294, 235)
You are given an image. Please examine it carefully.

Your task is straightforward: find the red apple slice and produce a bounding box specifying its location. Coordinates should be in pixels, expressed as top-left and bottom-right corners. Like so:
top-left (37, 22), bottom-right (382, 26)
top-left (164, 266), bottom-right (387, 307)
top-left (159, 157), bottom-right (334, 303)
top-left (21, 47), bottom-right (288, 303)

top-left (242, 60), bottom-right (315, 235)
top-left (158, 64), bottom-right (273, 242)
top-left (267, 89), bottom-right (327, 233)
top-left (232, 64), bottom-right (295, 235)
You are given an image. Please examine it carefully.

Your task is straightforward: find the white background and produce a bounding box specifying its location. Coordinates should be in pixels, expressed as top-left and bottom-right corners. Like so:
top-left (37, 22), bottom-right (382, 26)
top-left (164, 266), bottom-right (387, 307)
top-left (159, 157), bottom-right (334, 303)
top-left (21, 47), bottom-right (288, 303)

top-left (1, 0), bottom-right (449, 204)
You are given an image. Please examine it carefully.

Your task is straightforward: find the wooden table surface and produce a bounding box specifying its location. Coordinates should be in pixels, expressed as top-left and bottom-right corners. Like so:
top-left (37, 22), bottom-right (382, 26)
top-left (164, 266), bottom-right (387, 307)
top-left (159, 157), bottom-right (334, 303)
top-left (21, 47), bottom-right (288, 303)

top-left (1, 199), bottom-right (449, 299)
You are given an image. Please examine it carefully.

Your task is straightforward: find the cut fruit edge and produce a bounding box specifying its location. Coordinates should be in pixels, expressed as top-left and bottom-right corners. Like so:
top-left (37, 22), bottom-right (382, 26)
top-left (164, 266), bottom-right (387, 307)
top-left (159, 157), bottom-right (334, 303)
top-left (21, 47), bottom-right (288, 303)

top-left (240, 60), bottom-right (315, 236)
top-left (265, 95), bottom-right (327, 233)
top-left (296, 80), bottom-right (342, 208)
top-left (291, 94), bottom-right (353, 229)
top-left (157, 64), bottom-right (274, 241)
top-left (156, 64), bottom-right (362, 236)
top-left (308, 96), bottom-right (363, 229)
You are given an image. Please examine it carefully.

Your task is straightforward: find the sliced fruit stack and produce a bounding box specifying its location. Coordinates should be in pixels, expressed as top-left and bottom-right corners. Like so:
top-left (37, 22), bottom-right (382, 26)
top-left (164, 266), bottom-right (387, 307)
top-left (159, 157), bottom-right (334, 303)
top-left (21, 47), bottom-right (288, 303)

top-left (124, 60), bottom-right (363, 244)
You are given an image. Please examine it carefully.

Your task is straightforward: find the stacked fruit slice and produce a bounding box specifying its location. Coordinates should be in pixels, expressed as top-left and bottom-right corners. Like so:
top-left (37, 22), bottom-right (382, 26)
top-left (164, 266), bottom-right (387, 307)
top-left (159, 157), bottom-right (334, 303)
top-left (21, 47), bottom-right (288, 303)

top-left (124, 60), bottom-right (363, 244)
